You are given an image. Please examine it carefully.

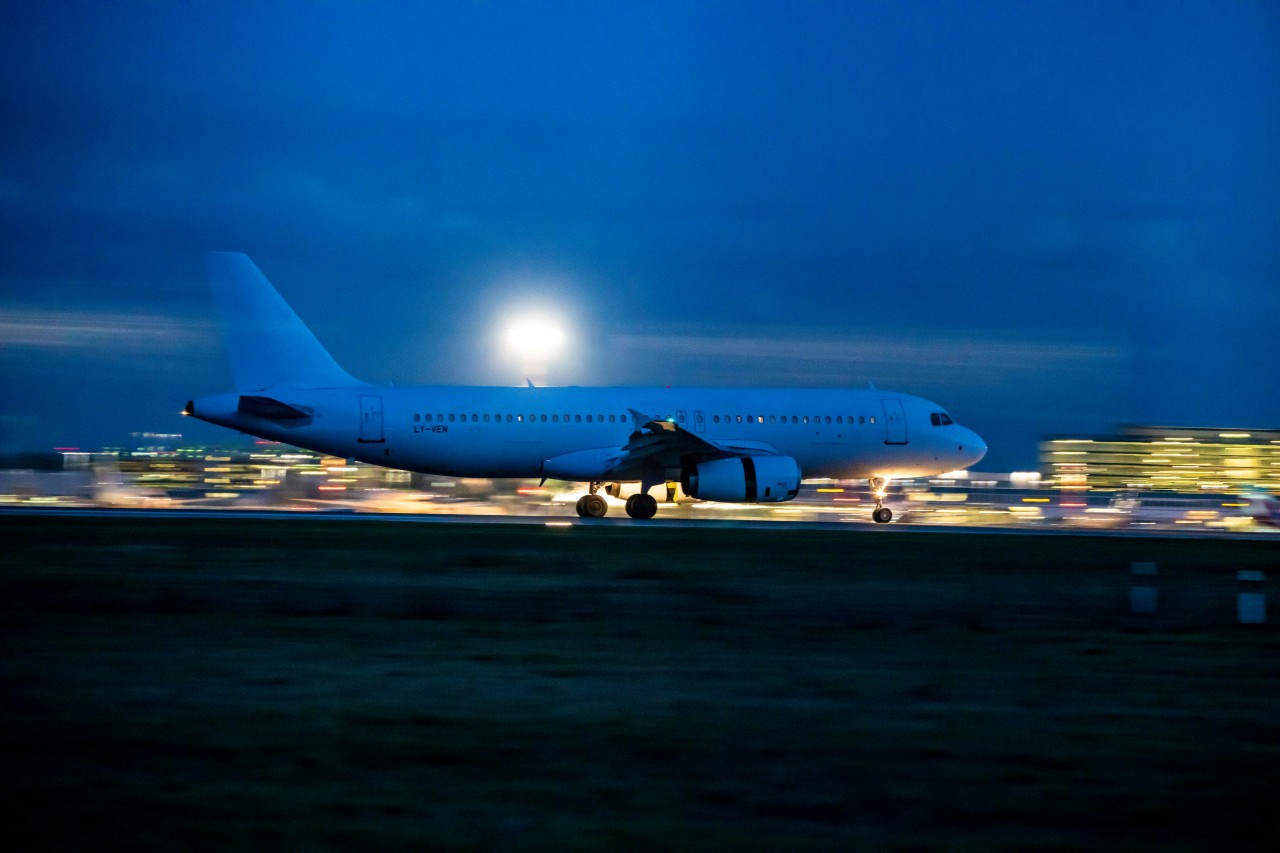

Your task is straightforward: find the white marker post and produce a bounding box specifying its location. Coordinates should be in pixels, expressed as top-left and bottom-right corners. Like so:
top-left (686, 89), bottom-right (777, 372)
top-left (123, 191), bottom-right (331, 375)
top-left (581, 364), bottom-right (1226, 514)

top-left (1237, 571), bottom-right (1266, 625)
top-left (1130, 562), bottom-right (1158, 615)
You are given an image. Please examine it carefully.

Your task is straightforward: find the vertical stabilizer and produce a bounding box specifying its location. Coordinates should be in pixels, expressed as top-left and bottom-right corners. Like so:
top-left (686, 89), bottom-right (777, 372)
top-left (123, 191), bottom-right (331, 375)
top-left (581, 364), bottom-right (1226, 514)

top-left (205, 252), bottom-right (362, 391)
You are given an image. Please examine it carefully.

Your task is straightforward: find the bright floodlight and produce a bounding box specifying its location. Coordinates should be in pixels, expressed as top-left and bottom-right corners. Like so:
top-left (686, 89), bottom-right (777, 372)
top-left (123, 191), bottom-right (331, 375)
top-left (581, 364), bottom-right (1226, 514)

top-left (506, 317), bottom-right (565, 355)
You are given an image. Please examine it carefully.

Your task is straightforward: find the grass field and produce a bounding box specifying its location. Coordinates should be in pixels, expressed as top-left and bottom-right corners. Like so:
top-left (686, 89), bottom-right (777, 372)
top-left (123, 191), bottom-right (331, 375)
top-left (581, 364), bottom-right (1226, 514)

top-left (2, 514), bottom-right (1278, 850)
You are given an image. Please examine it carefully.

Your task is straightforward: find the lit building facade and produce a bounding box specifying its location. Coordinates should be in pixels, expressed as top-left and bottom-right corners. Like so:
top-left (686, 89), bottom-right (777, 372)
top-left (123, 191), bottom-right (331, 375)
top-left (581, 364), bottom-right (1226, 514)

top-left (1040, 426), bottom-right (1280, 493)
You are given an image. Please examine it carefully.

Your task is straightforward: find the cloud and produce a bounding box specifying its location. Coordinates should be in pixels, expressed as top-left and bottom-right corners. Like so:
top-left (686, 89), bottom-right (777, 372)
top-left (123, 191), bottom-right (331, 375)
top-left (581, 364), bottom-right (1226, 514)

top-left (608, 328), bottom-right (1126, 387)
top-left (0, 308), bottom-right (212, 352)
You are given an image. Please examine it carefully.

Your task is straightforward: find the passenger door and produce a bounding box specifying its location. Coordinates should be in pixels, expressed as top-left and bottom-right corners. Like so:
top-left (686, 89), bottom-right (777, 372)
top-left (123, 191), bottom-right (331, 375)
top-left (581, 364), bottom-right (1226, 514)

top-left (359, 395), bottom-right (384, 443)
top-left (881, 399), bottom-right (907, 445)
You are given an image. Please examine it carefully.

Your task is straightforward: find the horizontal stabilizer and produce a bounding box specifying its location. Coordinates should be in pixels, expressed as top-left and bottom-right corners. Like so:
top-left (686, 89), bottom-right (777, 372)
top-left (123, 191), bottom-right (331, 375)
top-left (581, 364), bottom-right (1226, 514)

top-left (237, 395), bottom-right (312, 420)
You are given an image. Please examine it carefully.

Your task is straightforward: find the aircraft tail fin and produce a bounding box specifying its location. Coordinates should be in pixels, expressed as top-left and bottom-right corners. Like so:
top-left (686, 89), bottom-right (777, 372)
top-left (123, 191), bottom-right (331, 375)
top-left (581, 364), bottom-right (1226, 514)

top-left (205, 252), bottom-right (363, 391)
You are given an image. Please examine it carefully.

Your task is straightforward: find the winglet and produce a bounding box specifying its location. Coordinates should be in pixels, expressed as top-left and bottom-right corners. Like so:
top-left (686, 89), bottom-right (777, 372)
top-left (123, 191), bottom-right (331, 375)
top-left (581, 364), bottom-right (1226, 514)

top-left (526, 378), bottom-right (536, 388)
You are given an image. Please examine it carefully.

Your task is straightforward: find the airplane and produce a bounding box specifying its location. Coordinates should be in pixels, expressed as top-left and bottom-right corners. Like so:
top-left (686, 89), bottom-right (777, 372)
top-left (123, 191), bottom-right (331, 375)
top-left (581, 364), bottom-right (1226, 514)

top-left (184, 253), bottom-right (987, 521)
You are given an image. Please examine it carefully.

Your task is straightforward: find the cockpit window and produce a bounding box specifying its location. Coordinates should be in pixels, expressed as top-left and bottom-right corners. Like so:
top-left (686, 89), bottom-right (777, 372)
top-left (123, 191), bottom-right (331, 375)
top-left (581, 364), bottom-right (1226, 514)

top-left (930, 412), bottom-right (954, 426)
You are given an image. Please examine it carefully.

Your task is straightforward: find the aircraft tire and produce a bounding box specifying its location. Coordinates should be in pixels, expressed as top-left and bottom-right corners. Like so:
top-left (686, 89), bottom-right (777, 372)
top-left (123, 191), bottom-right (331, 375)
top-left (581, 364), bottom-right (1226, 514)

top-left (873, 507), bottom-right (893, 524)
top-left (575, 496), bottom-right (589, 517)
top-left (582, 494), bottom-right (608, 518)
top-left (625, 493), bottom-right (658, 520)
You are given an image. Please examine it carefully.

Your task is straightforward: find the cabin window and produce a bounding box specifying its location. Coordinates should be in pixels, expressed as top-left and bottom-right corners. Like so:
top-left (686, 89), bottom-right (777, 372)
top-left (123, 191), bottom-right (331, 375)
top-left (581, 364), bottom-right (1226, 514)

top-left (539, 414), bottom-right (546, 422)
top-left (858, 416), bottom-right (865, 424)
top-left (836, 416), bottom-right (842, 424)
top-left (768, 415), bottom-right (775, 424)
top-left (472, 414), bottom-right (478, 422)
top-left (413, 414), bottom-right (420, 423)
top-left (870, 416), bottom-right (876, 424)
top-left (825, 416), bottom-right (831, 424)
top-left (448, 413), bottom-right (456, 422)
top-left (609, 414), bottom-right (616, 423)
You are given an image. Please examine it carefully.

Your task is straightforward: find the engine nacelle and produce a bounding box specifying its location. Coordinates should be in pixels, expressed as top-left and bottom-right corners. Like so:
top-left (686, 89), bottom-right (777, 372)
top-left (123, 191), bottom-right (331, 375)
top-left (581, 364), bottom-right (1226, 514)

top-left (680, 455), bottom-right (800, 503)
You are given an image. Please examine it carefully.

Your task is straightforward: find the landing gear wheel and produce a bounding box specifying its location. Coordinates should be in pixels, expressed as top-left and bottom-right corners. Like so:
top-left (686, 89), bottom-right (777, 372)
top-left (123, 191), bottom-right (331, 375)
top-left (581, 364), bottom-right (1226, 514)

top-left (577, 493), bottom-right (608, 518)
top-left (625, 493), bottom-right (658, 520)
top-left (873, 507), bottom-right (893, 524)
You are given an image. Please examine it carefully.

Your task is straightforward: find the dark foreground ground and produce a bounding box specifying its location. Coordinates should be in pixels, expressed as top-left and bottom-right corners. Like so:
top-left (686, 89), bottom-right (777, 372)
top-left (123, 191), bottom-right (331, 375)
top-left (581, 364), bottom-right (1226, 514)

top-left (2, 514), bottom-right (1278, 851)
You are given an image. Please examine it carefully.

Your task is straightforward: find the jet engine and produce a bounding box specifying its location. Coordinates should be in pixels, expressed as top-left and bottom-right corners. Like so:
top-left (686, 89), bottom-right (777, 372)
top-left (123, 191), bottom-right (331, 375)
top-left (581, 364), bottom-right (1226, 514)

top-left (681, 455), bottom-right (801, 503)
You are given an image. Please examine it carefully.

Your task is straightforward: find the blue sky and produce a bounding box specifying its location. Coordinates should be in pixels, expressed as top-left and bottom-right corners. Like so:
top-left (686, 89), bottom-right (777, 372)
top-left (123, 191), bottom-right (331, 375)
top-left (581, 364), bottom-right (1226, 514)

top-left (1, 1), bottom-right (1277, 469)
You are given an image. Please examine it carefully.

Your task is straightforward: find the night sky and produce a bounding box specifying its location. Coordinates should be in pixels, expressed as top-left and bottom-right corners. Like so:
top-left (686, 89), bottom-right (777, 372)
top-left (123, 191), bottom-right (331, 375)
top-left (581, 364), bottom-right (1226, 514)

top-left (2, 1), bottom-right (1277, 471)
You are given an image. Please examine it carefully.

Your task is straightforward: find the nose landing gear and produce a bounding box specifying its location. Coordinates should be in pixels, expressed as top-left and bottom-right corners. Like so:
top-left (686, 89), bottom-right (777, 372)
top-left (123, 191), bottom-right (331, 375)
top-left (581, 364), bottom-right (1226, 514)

top-left (870, 477), bottom-right (893, 524)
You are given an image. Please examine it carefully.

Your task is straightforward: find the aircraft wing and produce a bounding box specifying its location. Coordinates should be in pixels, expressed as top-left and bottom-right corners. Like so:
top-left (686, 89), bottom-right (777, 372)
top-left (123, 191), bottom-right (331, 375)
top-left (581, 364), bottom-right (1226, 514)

top-left (542, 410), bottom-right (789, 483)
top-left (607, 409), bottom-right (781, 474)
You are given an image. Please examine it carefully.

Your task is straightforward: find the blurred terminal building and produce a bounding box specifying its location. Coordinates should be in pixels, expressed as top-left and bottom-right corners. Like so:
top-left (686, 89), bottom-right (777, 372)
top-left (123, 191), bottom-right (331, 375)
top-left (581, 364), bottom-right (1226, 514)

top-left (2, 426), bottom-right (1277, 511)
top-left (1040, 426), bottom-right (1280, 493)
top-left (108, 426), bottom-right (1280, 497)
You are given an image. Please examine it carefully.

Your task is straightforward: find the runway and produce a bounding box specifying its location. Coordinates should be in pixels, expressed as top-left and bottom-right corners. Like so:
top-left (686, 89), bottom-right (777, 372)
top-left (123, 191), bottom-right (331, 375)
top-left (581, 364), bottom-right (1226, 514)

top-left (2, 504), bottom-right (1277, 541)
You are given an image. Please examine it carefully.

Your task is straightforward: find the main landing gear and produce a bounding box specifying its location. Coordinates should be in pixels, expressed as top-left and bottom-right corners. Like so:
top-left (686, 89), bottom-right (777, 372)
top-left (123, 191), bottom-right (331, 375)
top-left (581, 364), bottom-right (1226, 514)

top-left (575, 493), bottom-right (608, 518)
top-left (573, 483), bottom-right (659, 519)
top-left (870, 477), bottom-right (893, 524)
top-left (624, 493), bottom-right (658, 520)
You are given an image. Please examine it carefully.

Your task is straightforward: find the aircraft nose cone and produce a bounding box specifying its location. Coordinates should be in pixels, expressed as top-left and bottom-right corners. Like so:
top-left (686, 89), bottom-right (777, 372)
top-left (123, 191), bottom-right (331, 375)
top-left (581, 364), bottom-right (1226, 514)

top-left (960, 428), bottom-right (987, 467)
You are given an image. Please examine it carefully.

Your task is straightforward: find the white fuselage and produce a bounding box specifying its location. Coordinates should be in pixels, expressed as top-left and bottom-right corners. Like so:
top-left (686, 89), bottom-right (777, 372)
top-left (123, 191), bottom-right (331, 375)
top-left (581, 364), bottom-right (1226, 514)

top-left (188, 385), bottom-right (987, 482)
